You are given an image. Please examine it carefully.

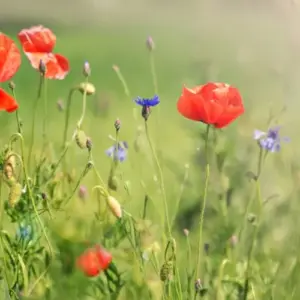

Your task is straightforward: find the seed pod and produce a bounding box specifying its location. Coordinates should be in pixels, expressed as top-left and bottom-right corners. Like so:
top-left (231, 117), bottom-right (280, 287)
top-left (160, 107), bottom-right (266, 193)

top-left (106, 195), bottom-right (122, 219)
top-left (159, 261), bottom-right (173, 282)
top-left (8, 183), bottom-right (22, 207)
top-left (75, 130), bottom-right (88, 149)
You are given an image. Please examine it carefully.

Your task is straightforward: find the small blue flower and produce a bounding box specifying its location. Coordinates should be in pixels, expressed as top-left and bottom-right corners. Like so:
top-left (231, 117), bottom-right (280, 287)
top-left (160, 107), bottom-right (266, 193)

top-left (253, 126), bottom-right (289, 152)
top-left (16, 224), bottom-right (33, 241)
top-left (105, 141), bottom-right (128, 162)
top-left (134, 95), bottom-right (160, 107)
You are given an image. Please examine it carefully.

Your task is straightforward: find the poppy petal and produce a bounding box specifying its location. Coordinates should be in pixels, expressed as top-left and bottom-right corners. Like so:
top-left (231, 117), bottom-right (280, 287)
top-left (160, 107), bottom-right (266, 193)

top-left (0, 33), bottom-right (21, 82)
top-left (177, 86), bottom-right (208, 122)
top-left (94, 245), bottom-right (112, 270)
top-left (18, 25), bottom-right (56, 53)
top-left (0, 88), bottom-right (18, 112)
top-left (214, 106), bottom-right (244, 128)
top-left (24, 52), bottom-right (69, 80)
top-left (46, 54), bottom-right (69, 80)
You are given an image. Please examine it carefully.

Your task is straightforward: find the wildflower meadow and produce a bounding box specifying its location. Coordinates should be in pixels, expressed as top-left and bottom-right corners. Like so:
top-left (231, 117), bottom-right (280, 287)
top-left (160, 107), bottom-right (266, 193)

top-left (0, 6), bottom-right (299, 300)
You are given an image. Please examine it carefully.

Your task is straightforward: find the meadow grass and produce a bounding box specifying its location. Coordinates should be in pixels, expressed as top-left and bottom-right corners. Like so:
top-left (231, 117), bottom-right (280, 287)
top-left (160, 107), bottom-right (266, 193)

top-left (1, 6), bottom-right (300, 299)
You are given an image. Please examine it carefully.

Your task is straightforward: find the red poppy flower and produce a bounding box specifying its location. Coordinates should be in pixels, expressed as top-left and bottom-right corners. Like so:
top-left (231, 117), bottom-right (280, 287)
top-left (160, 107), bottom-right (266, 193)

top-left (177, 82), bottom-right (244, 128)
top-left (76, 245), bottom-right (112, 277)
top-left (0, 33), bottom-right (21, 112)
top-left (18, 25), bottom-right (69, 80)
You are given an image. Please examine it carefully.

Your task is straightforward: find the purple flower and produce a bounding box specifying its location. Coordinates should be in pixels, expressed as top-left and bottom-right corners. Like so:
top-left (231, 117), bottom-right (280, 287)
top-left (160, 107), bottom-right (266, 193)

top-left (106, 141), bottom-right (128, 162)
top-left (253, 126), bottom-right (289, 152)
top-left (134, 95), bottom-right (160, 107)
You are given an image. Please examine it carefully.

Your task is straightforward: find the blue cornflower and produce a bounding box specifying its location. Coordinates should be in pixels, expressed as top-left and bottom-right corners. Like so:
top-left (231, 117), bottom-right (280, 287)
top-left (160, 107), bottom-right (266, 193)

top-left (16, 223), bottom-right (33, 241)
top-left (253, 126), bottom-right (289, 152)
top-left (105, 141), bottom-right (128, 162)
top-left (134, 95), bottom-right (160, 121)
top-left (134, 95), bottom-right (160, 107)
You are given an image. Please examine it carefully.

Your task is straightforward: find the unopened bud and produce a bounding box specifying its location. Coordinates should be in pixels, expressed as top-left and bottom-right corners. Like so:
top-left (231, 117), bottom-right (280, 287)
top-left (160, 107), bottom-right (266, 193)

top-left (39, 59), bottom-right (46, 75)
top-left (229, 235), bottom-right (238, 247)
top-left (56, 99), bottom-right (64, 111)
top-left (112, 65), bottom-right (119, 72)
top-left (83, 61), bottom-right (91, 77)
top-left (114, 118), bottom-right (121, 132)
top-left (146, 36), bottom-right (155, 51)
top-left (8, 81), bottom-right (15, 91)
top-left (86, 137), bottom-right (92, 151)
top-left (106, 195), bottom-right (122, 219)
top-left (160, 261), bottom-right (173, 282)
top-left (78, 82), bottom-right (96, 96)
top-left (78, 185), bottom-right (88, 200)
top-left (183, 228), bottom-right (189, 237)
top-left (75, 130), bottom-right (88, 149)
top-left (8, 183), bottom-right (22, 207)
top-left (108, 175), bottom-right (118, 191)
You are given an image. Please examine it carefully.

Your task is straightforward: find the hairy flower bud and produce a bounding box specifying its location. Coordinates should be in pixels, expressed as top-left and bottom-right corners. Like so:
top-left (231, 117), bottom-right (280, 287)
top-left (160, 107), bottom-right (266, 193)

top-left (78, 82), bottom-right (96, 96)
top-left (75, 130), bottom-right (88, 149)
top-left (8, 183), bottom-right (22, 207)
top-left (106, 195), bottom-right (122, 219)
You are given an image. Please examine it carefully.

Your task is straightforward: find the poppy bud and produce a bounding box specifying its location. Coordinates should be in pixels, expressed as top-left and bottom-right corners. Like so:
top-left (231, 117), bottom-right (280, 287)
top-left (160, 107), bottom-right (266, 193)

top-left (5, 152), bottom-right (16, 171)
top-left (8, 81), bottom-right (15, 91)
top-left (3, 163), bottom-right (14, 181)
top-left (78, 82), bottom-right (96, 96)
top-left (114, 118), bottom-right (121, 132)
top-left (112, 65), bottom-right (119, 72)
top-left (78, 185), bottom-right (88, 200)
top-left (86, 137), bottom-right (92, 151)
top-left (106, 195), bottom-right (122, 219)
top-left (56, 99), bottom-right (64, 111)
top-left (39, 59), bottom-right (46, 75)
top-left (160, 261), bottom-right (173, 282)
top-left (8, 183), bottom-right (22, 207)
top-left (75, 130), bottom-right (88, 149)
top-left (146, 36), bottom-right (155, 51)
top-left (183, 228), bottom-right (189, 237)
top-left (83, 61), bottom-right (91, 77)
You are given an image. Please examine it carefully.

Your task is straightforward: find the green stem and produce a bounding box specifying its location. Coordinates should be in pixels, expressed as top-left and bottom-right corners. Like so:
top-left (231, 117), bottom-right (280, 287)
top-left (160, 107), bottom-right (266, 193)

top-left (149, 52), bottom-right (158, 95)
top-left (112, 66), bottom-right (137, 122)
top-left (144, 120), bottom-right (171, 238)
top-left (62, 88), bottom-right (76, 149)
top-left (42, 78), bottom-right (48, 146)
top-left (242, 181), bottom-right (263, 300)
top-left (77, 77), bottom-right (89, 129)
top-left (195, 125), bottom-right (211, 287)
top-left (14, 133), bottom-right (53, 257)
top-left (0, 176), bottom-right (11, 296)
top-left (27, 74), bottom-right (44, 171)
top-left (171, 164), bottom-right (190, 230)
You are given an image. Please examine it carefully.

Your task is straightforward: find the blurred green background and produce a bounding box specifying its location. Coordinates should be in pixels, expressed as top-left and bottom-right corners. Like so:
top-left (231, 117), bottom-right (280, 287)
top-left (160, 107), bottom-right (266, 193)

top-left (2, 0), bottom-right (300, 298)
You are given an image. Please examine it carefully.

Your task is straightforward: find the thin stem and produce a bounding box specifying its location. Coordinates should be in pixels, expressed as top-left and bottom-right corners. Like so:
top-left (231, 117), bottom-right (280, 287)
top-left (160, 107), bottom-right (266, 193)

top-left (112, 66), bottom-right (137, 122)
top-left (195, 125), bottom-right (211, 286)
top-left (15, 134), bottom-right (53, 255)
top-left (0, 176), bottom-right (11, 297)
top-left (11, 89), bottom-right (22, 134)
top-left (42, 78), bottom-right (48, 146)
top-left (242, 181), bottom-right (263, 300)
top-left (144, 120), bottom-right (171, 238)
top-left (77, 77), bottom-right (89, 129)
top-left (149, 52), bottom-right (158, 95)
top-left (171, 164), bottom-right (190, 230)
top-left (62, 88), bottom-right (76, 149)
top-left (27, 74), bottom-right (44, 171)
